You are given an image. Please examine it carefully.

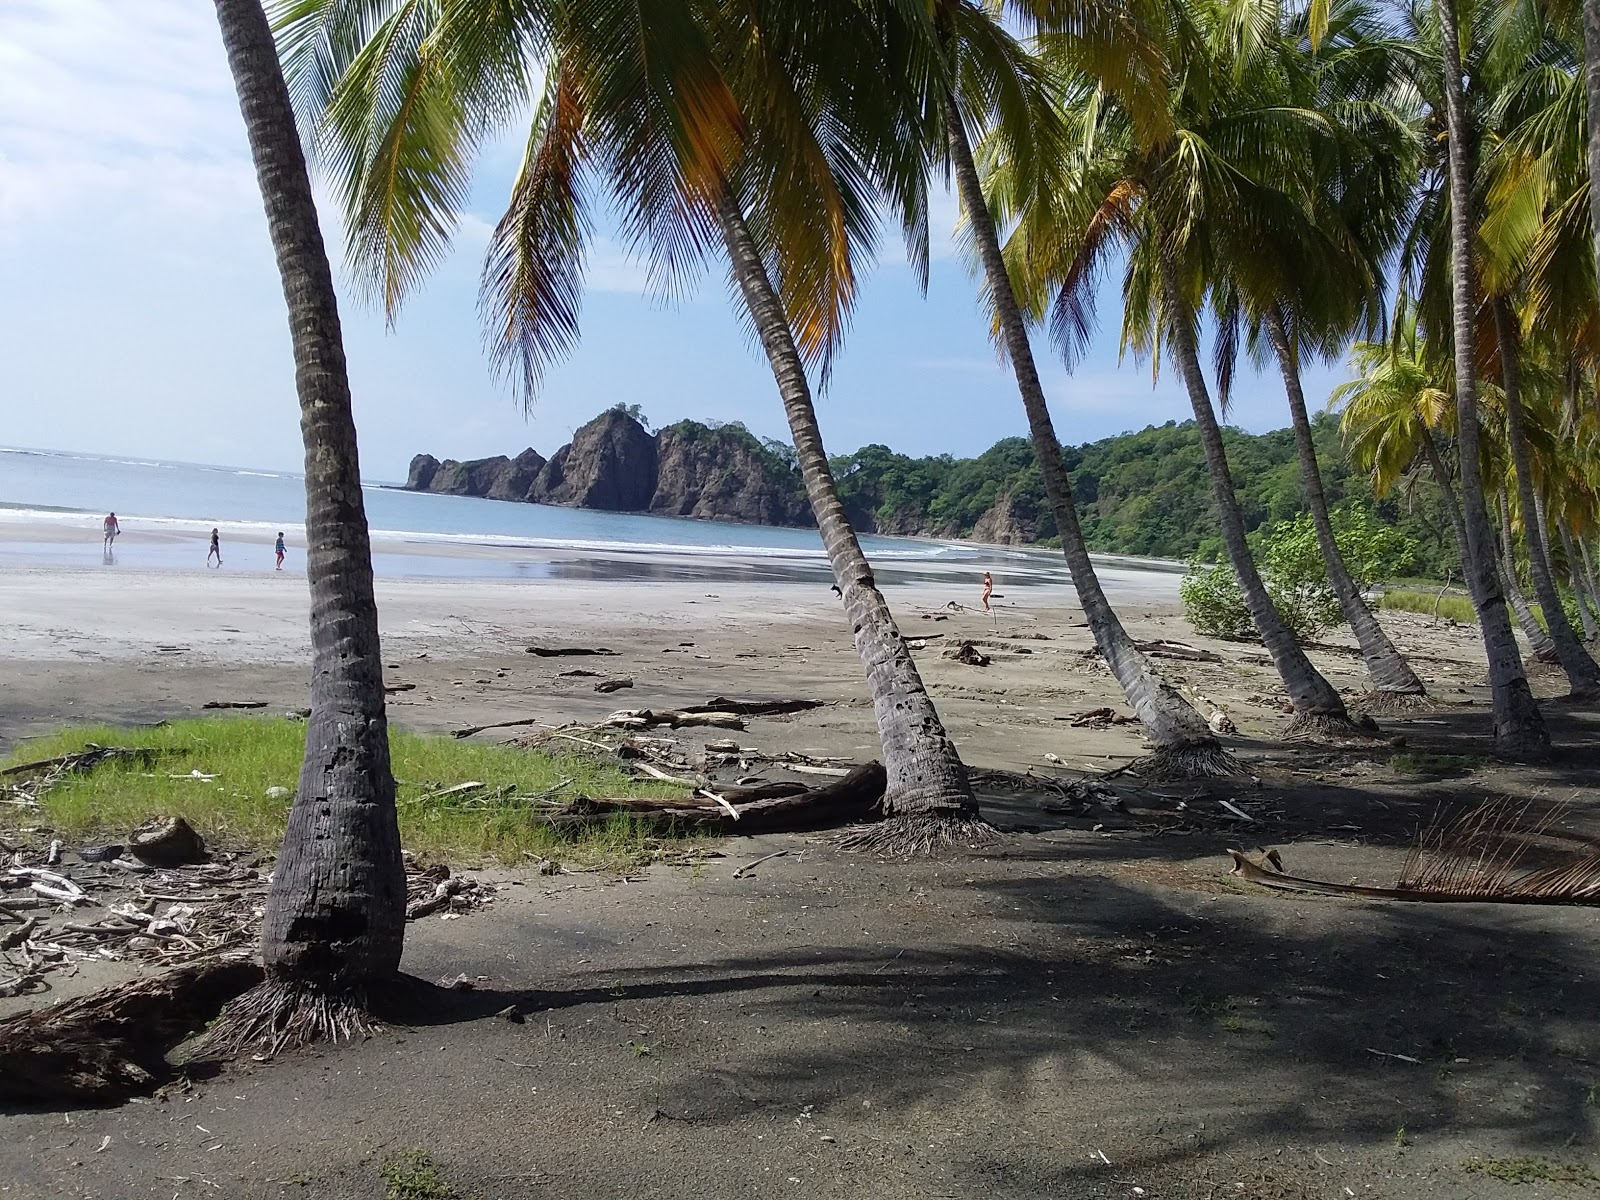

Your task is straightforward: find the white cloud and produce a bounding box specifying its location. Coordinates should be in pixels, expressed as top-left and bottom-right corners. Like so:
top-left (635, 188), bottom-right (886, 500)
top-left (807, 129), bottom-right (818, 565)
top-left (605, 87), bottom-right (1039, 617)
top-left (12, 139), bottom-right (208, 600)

top-left (0, 1), bottom-right (251, 241)
top-left (585, 237), bottom-right (652, 294)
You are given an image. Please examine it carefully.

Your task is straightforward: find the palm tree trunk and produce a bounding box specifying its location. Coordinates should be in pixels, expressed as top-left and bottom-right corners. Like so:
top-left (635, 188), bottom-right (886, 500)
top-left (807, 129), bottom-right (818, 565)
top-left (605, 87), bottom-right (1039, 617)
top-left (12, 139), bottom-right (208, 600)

top-left (1493, 301), bottom-right (1600, 693)
top-left (1422, 429), bottom-right (1473, 572)
top-left (1263, 308), bottom-right (1427, 705)
top-left (1499, 488), bottom-right (1562, 663)
top-left (1556, 522), bottom-right (1600, 639)
top-left (1583, 0), bottom-right (1600, 298)
top-left (1159, 261), bottom-right (1357, 735)
top-left (940, 93), bottom-right (1234, 776)
top-left (207, 0), bottom-right (405, 1051)
top-left (1435, 0), bottom-right (1550, 756)
top-left (1581, 540), bottom-right (1600, 623)
top-left (713, 191), bottom-right (980, 849)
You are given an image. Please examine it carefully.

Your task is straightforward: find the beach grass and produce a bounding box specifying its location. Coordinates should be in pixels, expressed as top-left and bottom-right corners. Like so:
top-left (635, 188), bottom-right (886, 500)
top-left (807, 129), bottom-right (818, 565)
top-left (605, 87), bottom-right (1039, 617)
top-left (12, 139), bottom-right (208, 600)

top-left (1379, 588), bottom-right (1477, 624)
top-left (1, 716), bottom-right (691, 867)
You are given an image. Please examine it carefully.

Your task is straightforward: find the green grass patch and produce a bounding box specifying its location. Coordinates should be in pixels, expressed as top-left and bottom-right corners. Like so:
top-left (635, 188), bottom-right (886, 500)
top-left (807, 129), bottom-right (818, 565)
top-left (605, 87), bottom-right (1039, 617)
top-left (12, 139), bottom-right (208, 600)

top-left (380, 1150), bottom-right (462, 1200)
top-left (2, 717), bottom-right (689, 866)
top-left (1464, 1155), bottom-right (1599, 1186)
top-left (1388, 752), bottom-right (1485, 778)
top-left (1380, 588), bottom-right (1478, 624)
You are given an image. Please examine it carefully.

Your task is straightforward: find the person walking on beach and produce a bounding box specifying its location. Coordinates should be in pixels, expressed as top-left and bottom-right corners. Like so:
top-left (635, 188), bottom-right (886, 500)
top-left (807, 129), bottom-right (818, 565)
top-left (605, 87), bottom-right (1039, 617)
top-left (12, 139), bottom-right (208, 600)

top-left (207, 527), bottom-right (222, 568)
top-left (102, 512), bottom-right (120, 549)
top-left (981, 571), bottom-right (993, 613)
top-left (274, 532), bottom-right (286, 571)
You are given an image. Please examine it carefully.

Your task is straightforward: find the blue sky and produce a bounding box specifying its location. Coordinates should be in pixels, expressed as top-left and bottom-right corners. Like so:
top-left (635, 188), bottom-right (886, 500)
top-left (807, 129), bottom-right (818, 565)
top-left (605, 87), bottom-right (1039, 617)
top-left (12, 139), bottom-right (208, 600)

top-left (0, 0), bottom-right (1347, 483)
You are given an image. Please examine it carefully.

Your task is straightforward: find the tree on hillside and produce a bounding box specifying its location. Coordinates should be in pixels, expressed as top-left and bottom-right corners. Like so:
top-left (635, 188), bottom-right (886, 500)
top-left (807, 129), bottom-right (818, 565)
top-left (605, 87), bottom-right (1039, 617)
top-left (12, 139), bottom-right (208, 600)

top-left (276, 0), bottom-right (985, 848)
top-left (206, 0), bottom-right (406, 1054)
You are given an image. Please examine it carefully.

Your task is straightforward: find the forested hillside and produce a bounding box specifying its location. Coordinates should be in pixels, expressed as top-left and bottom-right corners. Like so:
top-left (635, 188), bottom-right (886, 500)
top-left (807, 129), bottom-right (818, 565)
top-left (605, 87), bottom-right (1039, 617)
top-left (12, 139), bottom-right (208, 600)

top-left (830, 413), bottom-right (1456, 576)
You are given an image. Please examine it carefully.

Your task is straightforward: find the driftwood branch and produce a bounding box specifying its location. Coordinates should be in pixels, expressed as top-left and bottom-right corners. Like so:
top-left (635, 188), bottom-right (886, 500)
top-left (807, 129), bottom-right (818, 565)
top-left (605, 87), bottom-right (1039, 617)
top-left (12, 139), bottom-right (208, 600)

top-left (556, 763), bottom-right (885, 835)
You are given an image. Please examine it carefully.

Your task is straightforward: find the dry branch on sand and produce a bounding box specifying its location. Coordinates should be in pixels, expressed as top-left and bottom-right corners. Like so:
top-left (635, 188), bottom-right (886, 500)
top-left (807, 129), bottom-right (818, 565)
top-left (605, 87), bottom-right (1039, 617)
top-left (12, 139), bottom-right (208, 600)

top-left (551, 763), bottom-right (886, 835)
top-left (1229, 800), bottom-right (1600, 905)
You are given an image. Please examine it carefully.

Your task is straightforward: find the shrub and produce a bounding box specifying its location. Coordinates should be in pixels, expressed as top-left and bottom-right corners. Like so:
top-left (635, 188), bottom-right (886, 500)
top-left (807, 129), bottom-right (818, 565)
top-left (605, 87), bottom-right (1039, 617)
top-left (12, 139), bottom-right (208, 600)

top-left (1181, 506), bottom-right (1420, 643)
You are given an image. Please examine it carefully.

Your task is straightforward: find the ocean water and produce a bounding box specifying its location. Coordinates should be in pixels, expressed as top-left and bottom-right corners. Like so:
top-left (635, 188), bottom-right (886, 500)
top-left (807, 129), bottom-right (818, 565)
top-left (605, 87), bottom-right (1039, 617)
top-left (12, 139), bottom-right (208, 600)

top-left (0, 447), bottom-right (1121, 589)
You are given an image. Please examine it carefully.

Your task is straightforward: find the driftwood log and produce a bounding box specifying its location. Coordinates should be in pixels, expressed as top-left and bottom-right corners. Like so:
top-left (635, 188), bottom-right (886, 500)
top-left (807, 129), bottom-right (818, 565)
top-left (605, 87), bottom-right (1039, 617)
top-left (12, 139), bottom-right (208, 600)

top-left (555, 762), bottom-right (886, 835)
top-left (681, 698), bottom-right (825, 717)
top-left (0, 959), bottom-right (262, 1106)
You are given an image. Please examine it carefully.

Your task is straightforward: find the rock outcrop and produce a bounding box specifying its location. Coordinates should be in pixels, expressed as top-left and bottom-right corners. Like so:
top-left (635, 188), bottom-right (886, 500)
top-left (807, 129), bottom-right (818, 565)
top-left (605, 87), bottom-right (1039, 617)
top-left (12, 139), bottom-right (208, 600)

top-left (405, 454), bottom-right (441, 491)
top-left (538, 410), bottom-right (658, 511)
top-left (402, 410), bottom-right (809, 528)
top-left (650, 421), bottom-right (811, 526)
top-left (969, 492), bottom-right (1036, 545)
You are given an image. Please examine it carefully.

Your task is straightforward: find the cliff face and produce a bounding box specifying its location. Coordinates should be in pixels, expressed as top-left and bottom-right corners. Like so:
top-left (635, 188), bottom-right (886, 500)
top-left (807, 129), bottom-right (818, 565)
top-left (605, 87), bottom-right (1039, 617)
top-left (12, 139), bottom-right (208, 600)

top-left (969, 492), bottom-right (1036, 545)
top-left (650, 421), bottom-right (811, 526)
top-left (538, 410), bottom-right (657, 510)
top-left (402, 410), bottom-right (810, 527)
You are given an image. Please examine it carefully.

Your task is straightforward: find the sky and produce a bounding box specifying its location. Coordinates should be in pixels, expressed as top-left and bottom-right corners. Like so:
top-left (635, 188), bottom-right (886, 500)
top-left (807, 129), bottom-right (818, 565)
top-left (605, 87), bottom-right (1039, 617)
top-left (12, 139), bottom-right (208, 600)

top-left (0, 0), bottom-right (1348, 483)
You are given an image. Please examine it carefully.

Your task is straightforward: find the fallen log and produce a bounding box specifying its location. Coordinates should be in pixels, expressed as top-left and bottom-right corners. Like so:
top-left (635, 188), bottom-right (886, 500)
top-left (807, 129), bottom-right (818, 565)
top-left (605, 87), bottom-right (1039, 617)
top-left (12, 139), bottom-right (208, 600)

top-left (602, 709), bottom-right (746, 731)
top-left (554, 763), bottom-right (883, 835)
top-left (451, 717), bottom-right (542, 739)
top-left (201, 700), bottom-right (268, 710)
top-left (1133, 639), bottom-right (1224, 664)
top-left (681, 698), bottom-right (825, 717)
top-left (594, 677), bottom-right (635, 694)
top-left (0, 959), bottom-right (262, 1106)
top-left (526, 646), bottom-right (617, 657)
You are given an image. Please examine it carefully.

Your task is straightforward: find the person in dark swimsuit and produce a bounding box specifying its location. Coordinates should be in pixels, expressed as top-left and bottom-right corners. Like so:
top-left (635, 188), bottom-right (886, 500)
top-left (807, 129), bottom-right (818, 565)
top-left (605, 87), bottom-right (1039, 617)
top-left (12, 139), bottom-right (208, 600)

top-left (207, 528), bottom-right (222, 567)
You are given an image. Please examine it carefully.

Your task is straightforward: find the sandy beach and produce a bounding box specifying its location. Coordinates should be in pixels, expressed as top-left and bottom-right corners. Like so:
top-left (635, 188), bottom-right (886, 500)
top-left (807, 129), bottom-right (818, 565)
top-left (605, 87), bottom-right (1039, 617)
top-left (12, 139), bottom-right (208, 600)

top-left (0, 543), bottom-right (1496, 776)
top-left (17, 530), bottom-right (1600, 1200)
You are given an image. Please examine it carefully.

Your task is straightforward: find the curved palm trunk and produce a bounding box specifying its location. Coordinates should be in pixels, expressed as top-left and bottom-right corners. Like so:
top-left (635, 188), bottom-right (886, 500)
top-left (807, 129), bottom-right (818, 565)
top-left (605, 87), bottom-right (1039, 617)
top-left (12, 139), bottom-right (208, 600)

top-left (1436, 0), bottom-right (1549, 757)
top-left (1493, 302), bottom-right (1600, 693)
top-left (1422, 429), bottom-right (1473, 571)
top-left (713, 192), bottom-right (979, 847)
top-left (1159, 262), bottom-right (1357, 735)
top-left (1263, 309), bottom-right (1427, 703)
top-left (209, 0), bottom-right (405, 1050)
top-left (1556, 522), bottom-right (1600, 639)
top-left (941, 94), bottom-right (1233, 775)
top-left (1499, 489), bottom-right (1562, 663)
top-left (1583, 0), bottom-right (1600, 296)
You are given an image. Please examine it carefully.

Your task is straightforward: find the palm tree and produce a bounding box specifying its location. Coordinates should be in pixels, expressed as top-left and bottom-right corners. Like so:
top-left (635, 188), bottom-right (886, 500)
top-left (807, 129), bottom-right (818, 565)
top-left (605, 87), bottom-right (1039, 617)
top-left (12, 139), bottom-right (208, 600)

top-left (1001, 1), bottom-right (1368, 738)
top-left (205, 0), bottom-right (406, 1054)
top-left (1334, 314), bottom-right (1561, 663)
top-left (933, 1), bottom-right (1238, 777)
top-left (278, 0), bottom-right (985, 848)
top-left (1432, 0), bottom-right (1549, 755)
top-left (1208, 0), bottom-right (1430, 709)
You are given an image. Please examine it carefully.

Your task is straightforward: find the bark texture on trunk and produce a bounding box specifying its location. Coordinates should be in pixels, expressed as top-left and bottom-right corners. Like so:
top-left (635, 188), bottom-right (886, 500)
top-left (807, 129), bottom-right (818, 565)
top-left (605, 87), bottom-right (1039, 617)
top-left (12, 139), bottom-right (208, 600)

top-left (1499, 490), bottom-right (1562, 663)
top-left (1435, 0), bottom-right (1549, 756)
top-left (1557, 522), bottom-right (1600, 639)
top-left (1584, 0), bottom-right (1600, 300)
top-left (1263, 309), bottom-right (1426, 700)
top-left (1159, 263), bottom-right (1355, 731)
top-left (942, 93), bottom-right (1231, 771)
top-left (1493, 302), bottom-right (1600, 692)
top-left (713, 192), bottom-right (978, 830)
top-left (212, 0), bottom-right (406, 1006)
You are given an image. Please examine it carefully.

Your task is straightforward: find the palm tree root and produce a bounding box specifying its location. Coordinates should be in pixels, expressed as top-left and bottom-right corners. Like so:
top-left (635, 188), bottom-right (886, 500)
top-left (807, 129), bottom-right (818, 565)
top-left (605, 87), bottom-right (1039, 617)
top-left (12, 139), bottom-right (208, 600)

top-left (200, 978), bottom-right (380, 1060)
top-left (1352, 689), bottom-right (1431, 716)
top-left (1283, 710), bottom-right (1384, 743)
top-left (838, 811), bottom-right (996, 857)
top-left (1125, 742), bottom-right (1250, 781)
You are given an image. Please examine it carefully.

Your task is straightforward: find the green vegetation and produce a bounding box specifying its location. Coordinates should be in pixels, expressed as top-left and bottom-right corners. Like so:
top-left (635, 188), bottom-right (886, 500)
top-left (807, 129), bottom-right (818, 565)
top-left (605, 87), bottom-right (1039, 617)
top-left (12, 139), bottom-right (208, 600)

top-left (1379, 588), bottom-right (1478, 624)
top-left (1464, 1156), bottom-right (1599, 1186)
top-left (1388, 753), bottom-right (1485, 777)
top-left (827, 414), bottom-right (1459, 572)
top-left (1180, 504), bottom-right (1419, 640)
top-left (380, 1150), bottom-right (462, 1200)
top-left (1, 718), bottom-right (687, 865)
